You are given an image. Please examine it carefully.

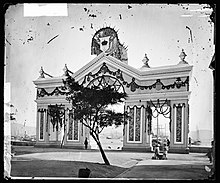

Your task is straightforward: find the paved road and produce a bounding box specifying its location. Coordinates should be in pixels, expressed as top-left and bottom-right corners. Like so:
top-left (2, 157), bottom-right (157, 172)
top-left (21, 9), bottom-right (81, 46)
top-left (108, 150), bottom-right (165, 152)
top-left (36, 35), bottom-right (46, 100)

top-left (13, 150), bottom-right (212, 179)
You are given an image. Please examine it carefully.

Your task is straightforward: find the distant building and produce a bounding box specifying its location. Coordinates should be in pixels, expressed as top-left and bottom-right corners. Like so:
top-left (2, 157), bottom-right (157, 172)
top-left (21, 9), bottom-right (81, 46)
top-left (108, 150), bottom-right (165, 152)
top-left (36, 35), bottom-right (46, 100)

top-left (11, 122), bottom-right (36, 137)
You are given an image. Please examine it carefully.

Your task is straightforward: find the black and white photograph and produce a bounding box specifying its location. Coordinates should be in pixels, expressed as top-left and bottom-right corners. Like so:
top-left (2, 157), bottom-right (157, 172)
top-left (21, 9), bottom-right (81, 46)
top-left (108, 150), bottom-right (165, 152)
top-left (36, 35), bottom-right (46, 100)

top-left (4, 3), bottom-right (216, 180)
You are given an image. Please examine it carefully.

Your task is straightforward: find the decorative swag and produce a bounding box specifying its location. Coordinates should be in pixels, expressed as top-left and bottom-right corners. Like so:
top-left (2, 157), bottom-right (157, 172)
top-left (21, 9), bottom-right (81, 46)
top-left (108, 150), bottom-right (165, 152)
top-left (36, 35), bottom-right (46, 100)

top-left (47, 104), bottom-right (65, 132)
top-left (37, 63), bottom-right (189, 98)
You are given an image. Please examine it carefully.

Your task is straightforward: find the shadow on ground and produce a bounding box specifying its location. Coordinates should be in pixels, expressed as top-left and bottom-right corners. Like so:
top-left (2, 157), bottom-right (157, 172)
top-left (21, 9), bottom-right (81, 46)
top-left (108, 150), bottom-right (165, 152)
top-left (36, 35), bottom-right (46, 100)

top-left (116, 164), bottom-right (210, 180)
top-left (11, 160), bottom-right (127, 178)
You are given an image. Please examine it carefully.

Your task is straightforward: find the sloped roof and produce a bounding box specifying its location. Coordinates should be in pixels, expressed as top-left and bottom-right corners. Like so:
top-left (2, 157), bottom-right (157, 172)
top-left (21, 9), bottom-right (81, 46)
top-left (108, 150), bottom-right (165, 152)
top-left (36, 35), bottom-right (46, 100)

top-left (33, 52), bottom-right (192, 88)
top-left (72, 52), bottom-right (192, 82)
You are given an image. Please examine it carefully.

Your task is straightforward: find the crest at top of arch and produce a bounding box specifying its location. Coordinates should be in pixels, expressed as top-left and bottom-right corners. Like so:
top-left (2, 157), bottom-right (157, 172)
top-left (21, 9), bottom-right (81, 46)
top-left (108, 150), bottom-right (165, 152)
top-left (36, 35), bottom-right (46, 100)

top-left (91, 26), bottom-right (128, 63)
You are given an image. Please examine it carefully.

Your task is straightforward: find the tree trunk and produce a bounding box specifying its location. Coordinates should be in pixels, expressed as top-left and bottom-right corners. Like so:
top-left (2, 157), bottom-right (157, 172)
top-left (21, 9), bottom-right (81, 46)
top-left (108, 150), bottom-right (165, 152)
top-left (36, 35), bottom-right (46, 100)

top-left (96, 140), bottom-right (110, 165)
top-left (91, 132), bottom-right (110, 165)
top-left (60, 122), bottom-right (66, 148)
top-left (60, 131), bottom-right (65, 148)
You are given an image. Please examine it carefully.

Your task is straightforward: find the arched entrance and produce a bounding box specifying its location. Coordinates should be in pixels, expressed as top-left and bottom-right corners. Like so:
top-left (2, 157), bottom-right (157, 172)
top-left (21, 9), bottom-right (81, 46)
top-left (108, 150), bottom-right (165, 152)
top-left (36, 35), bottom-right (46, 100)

top-left (84, 72), bottom-right (125, 150)
top-left (148, 99), bottom-right (171, 151)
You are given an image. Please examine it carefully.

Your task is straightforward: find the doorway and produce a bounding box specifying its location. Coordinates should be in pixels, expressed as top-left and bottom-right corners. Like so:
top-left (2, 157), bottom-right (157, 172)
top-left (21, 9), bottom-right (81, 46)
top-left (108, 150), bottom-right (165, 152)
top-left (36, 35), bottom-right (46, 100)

top-left (89, 102), bottom-right (124, 150)
top-left (149, 99), bottom-right (171, 150)
top-left (47, 104), bottom-right (65, 143)
top-left (87, 74), bottom-right (125, 150)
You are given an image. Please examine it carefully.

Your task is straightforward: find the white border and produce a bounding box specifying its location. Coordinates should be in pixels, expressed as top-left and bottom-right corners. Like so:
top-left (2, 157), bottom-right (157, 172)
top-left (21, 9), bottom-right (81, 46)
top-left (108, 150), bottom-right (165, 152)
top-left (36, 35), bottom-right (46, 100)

top-left (24, 3), bottom-right (68, 17)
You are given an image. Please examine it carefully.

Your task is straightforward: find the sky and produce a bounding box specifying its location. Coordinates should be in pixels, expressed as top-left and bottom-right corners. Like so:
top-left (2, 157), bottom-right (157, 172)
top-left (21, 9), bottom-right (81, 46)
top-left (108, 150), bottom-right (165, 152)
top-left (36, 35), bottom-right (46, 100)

top-left (5, 3), bottom-right (214, 133)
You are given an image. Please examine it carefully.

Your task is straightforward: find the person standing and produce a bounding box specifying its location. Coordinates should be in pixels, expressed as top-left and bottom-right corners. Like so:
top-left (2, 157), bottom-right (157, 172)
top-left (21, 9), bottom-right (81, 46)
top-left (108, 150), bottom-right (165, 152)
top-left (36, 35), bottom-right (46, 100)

top-left (166, 138), bottom-right (170, 148)
top-left (152, 142), bottom-right (160, 159)
top-left (188, 137), bottom-right (192, 147)
top-left (84, 137), bottom-right (88, 150)
top-left (163, 143), bottom-right (168, 160)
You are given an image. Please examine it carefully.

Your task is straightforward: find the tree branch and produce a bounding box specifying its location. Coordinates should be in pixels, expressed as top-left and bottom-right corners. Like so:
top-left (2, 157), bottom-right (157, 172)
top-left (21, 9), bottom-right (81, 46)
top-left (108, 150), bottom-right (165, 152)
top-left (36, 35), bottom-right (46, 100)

top-left (83, 115), bottom-right (90, 126)
top-left (81, 118), bottom-right (91, 130)
top-left (92, 114), bottom-right (97, 132)
top-left (99, 126), bottom-right (105, 134)
top-left (90, 131), bottom-right (98, 143)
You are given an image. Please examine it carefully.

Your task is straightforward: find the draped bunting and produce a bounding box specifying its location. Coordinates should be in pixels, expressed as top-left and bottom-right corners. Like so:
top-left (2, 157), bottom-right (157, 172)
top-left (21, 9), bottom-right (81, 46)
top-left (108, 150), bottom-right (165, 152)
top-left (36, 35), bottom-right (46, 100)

top-left (126, 77), bottom-right (189, 92)
top-left (37, 87), bottom-right (67, 98)
top-left (82, 63), bottom-right (189, 92)
top-left (146, 105), bottom-right (152, 135)
top-left (81, 62), bottom-right (124, 86)
top-left (47, 104), bottom-right (65, 132)
top-left (149, 99), bottom-right (171, 133)
top-left (37, 63), bottom-right (189, 99)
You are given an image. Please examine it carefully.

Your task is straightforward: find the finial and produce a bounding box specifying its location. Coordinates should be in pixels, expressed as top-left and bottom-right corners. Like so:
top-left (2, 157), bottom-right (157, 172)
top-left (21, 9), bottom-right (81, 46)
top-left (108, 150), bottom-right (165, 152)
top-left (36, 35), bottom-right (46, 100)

top-left (63, 64), bottom-right (70, 76)
top-left (63, 64), bottom-right (73, 76)
top-left (39, 66), bottom-right (45, 78)
top-left (142, 53), bottom-right (150, 68)
top-left (178, 49), bottom-right (188, 64)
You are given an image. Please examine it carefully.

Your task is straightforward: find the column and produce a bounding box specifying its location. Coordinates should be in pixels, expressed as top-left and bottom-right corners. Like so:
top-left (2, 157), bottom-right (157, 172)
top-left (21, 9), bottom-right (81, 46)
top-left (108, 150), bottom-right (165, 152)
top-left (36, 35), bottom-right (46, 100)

top-left (173, 103), bottom-right (185, 144)
top-left (169, 101), bottom-right (189, 153)
top-left (127, 105), bottom-right (143, 143)
top-left (37, 108), bottom-right (46, 142)
top-left (45, 108), bottom-right (49, 143)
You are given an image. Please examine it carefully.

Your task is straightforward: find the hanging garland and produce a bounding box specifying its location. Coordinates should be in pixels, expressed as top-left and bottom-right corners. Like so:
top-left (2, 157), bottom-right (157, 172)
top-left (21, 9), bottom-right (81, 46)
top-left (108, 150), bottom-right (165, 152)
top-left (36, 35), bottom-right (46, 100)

top-left (37, 87), bottom-right (68, 98)
top-left (47, 104), bottom-right (65, 132)
top-left (146, 105), bottom-right (152, 135)
top-left (81, 63), bottom-right (189, 92)
top-left (37, 62), bottom-right (189, 98)
top-left (150, 99), bottom-right (170, 117)
top-left (81, 62), bottom-right (124, 86)
top-left (126, 77), bottom-right (189, 92)
top-left (149, 99), bottom-right (171, 133)
top-left (81, 62), bottom-right (189, 92)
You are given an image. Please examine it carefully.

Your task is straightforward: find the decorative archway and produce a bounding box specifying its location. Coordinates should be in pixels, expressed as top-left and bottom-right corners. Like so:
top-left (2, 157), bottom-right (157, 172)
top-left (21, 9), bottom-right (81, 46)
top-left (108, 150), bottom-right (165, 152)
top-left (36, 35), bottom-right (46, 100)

top-left (33, 27), bottom-right (192, 153)
top-left (148, 99), bottom-right (171, 148)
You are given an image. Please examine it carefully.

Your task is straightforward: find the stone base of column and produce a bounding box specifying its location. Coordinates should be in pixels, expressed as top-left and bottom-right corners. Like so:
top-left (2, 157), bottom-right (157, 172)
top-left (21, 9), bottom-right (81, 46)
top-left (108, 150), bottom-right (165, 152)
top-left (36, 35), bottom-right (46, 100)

top-left (122, 146), bottom-right (152, 152)
top-left (34, 143), bottom-right (85, 149)
top-left (168, 147), bottom-right (189, 154)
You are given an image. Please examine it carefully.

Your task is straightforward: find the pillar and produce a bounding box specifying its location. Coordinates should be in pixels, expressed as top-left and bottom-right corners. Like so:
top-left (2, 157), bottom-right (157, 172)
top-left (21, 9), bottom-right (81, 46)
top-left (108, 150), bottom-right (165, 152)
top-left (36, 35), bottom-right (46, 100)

top-left (170, 100), bottom-right (189, 153)
top-left (122, 102), bottom-right (148, 152)
top-left (35, 106), bottom-right (47, 146)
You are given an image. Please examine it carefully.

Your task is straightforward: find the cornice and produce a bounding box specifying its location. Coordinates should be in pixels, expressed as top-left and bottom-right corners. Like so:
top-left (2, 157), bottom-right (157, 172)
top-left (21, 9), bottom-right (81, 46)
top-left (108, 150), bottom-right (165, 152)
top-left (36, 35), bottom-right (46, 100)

top-left (33, 54), bottom-right (193, 89)
top-left (126, 91), bottom-right (191, 101)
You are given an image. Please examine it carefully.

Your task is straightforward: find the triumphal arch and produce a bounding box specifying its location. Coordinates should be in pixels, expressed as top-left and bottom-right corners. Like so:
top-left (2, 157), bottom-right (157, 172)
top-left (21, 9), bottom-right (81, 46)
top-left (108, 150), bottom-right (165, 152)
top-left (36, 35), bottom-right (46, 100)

top-left (33, 27), bottom-right (192, 153)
